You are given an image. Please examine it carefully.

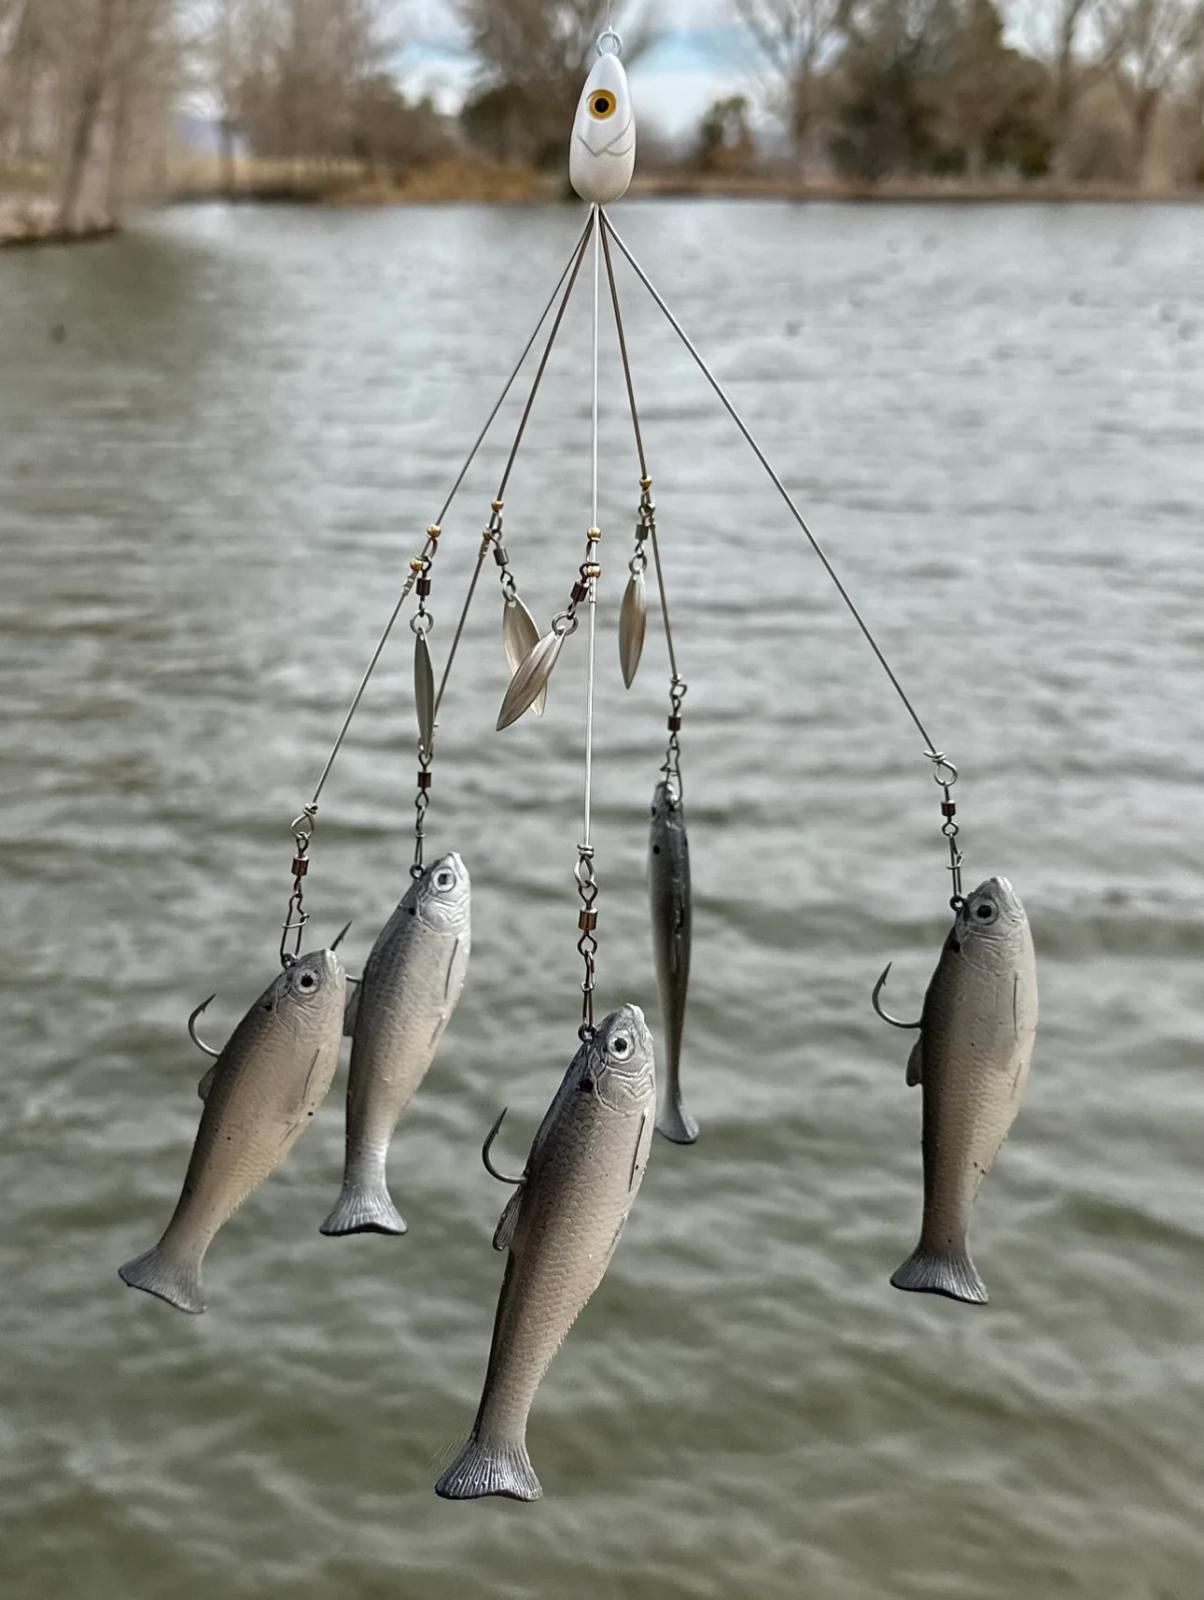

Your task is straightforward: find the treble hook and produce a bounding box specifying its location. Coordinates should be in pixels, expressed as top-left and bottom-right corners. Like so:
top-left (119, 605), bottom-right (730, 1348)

top-left (188, 995), bottom-right (221, 1059)
top-left (871, 964), bottom-right (922, 1031)
top-left (481, 1108), bottom-right (525, 1186)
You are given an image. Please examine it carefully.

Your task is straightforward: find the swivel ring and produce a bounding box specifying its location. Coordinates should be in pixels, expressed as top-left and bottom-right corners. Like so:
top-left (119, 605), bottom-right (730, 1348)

top-left (411, 611), bottom-right (434, 637)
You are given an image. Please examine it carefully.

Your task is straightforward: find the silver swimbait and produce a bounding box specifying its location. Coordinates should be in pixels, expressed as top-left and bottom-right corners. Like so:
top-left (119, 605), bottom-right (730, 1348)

top-left (436, 1005), bottom-right (656, 1501)
top-left (650, 779), bottom-right (696, 1143)
top-left (891, 877), bottom-right (1038, 1304)
top-left (320, 852), bottom-right (471, 1237)
top-left (119, 949), bottom-right (346, 1314)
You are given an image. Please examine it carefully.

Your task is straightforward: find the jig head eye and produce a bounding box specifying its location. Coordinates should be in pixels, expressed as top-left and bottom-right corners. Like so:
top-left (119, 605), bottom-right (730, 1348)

top-left (589, 90), bottom-right (616, 120)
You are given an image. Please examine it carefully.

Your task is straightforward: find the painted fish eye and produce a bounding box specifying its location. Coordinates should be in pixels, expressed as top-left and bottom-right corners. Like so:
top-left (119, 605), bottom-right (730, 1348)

top-left (589, 90), bottom-right (617, 120)
top-left (610, 1034), bottom-right (631, 1059)
top-left (433, 868), bottom-right (455, 892)
top-left (297, 969), bottom-right (317, 991)
top-left (974, 901), bottom-right (997, 923)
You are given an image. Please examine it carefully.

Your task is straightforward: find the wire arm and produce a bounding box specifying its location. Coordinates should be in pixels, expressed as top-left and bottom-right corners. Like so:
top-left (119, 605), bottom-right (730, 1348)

top-left (305, 213), bottom-right (598, 811)
top-left (600, 221), bottom-right (681, 685)
top-left (599, 209), bottom-right (942, 762)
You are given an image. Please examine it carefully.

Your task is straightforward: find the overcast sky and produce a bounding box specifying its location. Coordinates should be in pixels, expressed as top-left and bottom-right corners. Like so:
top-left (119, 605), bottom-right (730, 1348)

top-left (399, 3), bottom-right (755, 136)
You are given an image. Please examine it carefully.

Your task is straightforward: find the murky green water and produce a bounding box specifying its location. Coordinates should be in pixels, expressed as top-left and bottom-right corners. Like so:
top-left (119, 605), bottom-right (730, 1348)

top-left (2, 199), bottom-right (1202, 1599)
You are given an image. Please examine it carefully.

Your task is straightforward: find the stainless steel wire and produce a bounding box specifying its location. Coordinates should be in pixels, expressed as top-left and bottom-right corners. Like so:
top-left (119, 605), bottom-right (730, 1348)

top-left (599, 209), bottom-right (943, 762)
top-left (600, 221), bottom-right (681, 685)
top-left (583, 206), bottom-right (601, 851)
top-left (436, 214), bottom-right (597, 724)
top-left (305, 214), bottom-right (596, 811)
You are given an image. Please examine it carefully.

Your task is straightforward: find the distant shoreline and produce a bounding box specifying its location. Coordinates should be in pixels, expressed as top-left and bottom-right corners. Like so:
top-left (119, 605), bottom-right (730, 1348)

top-left (0, 196), bottom-right (117, 249)
top-left (5, 162), bottom-right (1201, 248)
top-left (165, 155), bottom-right (1204, 210)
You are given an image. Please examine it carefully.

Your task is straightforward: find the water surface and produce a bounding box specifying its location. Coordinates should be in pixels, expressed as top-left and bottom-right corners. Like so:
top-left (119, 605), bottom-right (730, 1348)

top-left (2, 199), bottom-right (1202, 1599)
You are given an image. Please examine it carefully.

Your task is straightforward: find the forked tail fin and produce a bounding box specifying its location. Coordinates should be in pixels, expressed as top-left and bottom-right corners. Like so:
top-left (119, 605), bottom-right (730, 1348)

top-left (434, 1433), bottom-right (542, 1502)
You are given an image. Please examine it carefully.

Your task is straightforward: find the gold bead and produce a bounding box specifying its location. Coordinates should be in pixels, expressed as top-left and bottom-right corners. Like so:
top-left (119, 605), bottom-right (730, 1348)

top-left (427, 524), bottom-right (441, 539)
top-left (640, 476), bottom-right (652, 490)
top-left (491, 499), bottom-right (504, 512)
top-left (585, 563), bottom-right (601, 578)
top-left (587, 526), bottom-right (601, 541)
top-left (410, 557), bottom-right (424, 572)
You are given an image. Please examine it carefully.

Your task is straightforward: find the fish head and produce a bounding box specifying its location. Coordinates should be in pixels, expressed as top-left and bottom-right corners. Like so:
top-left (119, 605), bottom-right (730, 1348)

top-left (651, 779), bottom-right (685, 829)
top-left (411, 851), bottom-right (471, 932)
top-left (953, 876), bottom-right (1028, 954)
top-left (569, 47), bottom-right (636, 204)
top-left (585, 1004), bottom-right (655, 1112)
top-left (268, 948), bottom-right (346, 1038)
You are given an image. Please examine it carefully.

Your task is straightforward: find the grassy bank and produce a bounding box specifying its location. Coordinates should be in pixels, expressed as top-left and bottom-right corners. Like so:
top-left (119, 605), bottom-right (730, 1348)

top-left (170, 154), bottom-right (551, 206)
top-left (0, 195), bottom-right (117, 248)
top-left (169, 154), bottom-right (1204, 210)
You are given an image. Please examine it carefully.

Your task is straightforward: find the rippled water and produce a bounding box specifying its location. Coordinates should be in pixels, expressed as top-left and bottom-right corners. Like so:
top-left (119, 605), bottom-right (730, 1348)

top-left (2, 199), bottom-right (1202, 1599)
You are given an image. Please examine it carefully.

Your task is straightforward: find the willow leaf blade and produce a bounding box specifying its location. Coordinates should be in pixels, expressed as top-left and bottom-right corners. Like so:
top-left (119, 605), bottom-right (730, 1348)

top-left (497, 631), bottom-right (564, 731)
top-left (502, 598), bottom-right (547, 716)
top-left (618, 572), bottom-right (647, 689)
top-left (415, 630), bottom-right (435, 753)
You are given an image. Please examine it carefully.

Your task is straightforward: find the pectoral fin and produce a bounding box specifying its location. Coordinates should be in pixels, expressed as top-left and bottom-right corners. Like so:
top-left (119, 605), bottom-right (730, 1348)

top-left (630, 1111), bottom-right (654, 1192)
top-left (492, 1186), bottom-right (524, 1252)
top-left (197, 1064), bottom-right (218, 1102)
top-left (906, 1036), bottom-right (924, 1087)
top-left (343, 980), bottom-right (362, 1039)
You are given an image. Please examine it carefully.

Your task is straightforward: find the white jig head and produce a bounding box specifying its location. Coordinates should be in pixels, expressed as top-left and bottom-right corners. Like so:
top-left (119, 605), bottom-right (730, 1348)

top-left (569, 31), bottom-right (636, 205)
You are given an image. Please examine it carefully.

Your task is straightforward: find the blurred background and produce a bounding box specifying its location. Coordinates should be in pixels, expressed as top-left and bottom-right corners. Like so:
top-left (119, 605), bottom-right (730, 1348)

top-left (2, 0), bottom-right (1204, 242)
top-left (3, 4), bottom-right (1204, 1600)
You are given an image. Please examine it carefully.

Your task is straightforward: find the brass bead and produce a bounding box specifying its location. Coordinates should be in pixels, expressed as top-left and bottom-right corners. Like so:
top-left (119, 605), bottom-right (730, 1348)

top-left (640, 476), bottom-right (652, 490)
top-left (584, 563), bottom-right (601, 578)
top-left (427, 524), bottom-right (441, 539)
top-left (491, 498), bottom-right (504, 512)
top-left (587, 526), bottom-right (601, 541)
top-left (409, 557), bottom-right (424, 572)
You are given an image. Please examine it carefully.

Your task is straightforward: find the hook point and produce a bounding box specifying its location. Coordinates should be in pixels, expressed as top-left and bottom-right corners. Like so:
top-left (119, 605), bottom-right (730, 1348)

top-left (872, 965), bottom-right (922, 1031)
top-left (482, 1107), bottom-right (525, 1186)
top-left (188, 995), bottom-right (222, 1058)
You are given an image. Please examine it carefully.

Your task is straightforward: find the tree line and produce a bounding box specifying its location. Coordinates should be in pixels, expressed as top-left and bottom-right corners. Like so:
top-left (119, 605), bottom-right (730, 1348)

top-left (726, 0), bottom-right (1204, 189)
top-left (2, 0), bottom-right (1202, 238)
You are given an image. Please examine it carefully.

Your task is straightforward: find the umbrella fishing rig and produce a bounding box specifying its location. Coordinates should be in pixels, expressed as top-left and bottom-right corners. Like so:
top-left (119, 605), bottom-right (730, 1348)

top-left (262, 28), bottom-right (968, 1066)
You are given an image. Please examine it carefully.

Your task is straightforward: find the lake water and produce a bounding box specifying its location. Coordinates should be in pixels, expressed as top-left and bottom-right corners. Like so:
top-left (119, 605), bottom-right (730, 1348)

top-left (2, 198), bottom-right (1202, 1600)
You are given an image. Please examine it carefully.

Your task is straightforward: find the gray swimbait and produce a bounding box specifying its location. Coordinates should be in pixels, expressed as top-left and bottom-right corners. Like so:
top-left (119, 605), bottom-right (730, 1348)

top-left (320, 852), bottom-right (471, 1237)
top-left (119, 948), bottom-right (346, 1314)
top-left (650, 779), bottom-right (696, 1143)
top-left (436, 1004), bottom-right (656, 1501)
top-left (890, 877), bottom-right (1038, 1304)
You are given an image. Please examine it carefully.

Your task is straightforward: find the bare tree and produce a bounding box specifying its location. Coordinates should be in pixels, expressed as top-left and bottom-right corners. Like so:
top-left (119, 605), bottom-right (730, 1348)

top-left (56, 0), bottom-right (120, 231)
top-left (732, 0), bottom-right (844, 164)
top-left (227, 0), bottom-right (400, 165)
top-left (1099, 0), bottom-right (1204, 184)
top-left (185, 0), bottom-right (246, 192)
top-left (1015, 0), bottom-right (1120, 177)
top-left (0, 0), bottom-right (182, 236)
